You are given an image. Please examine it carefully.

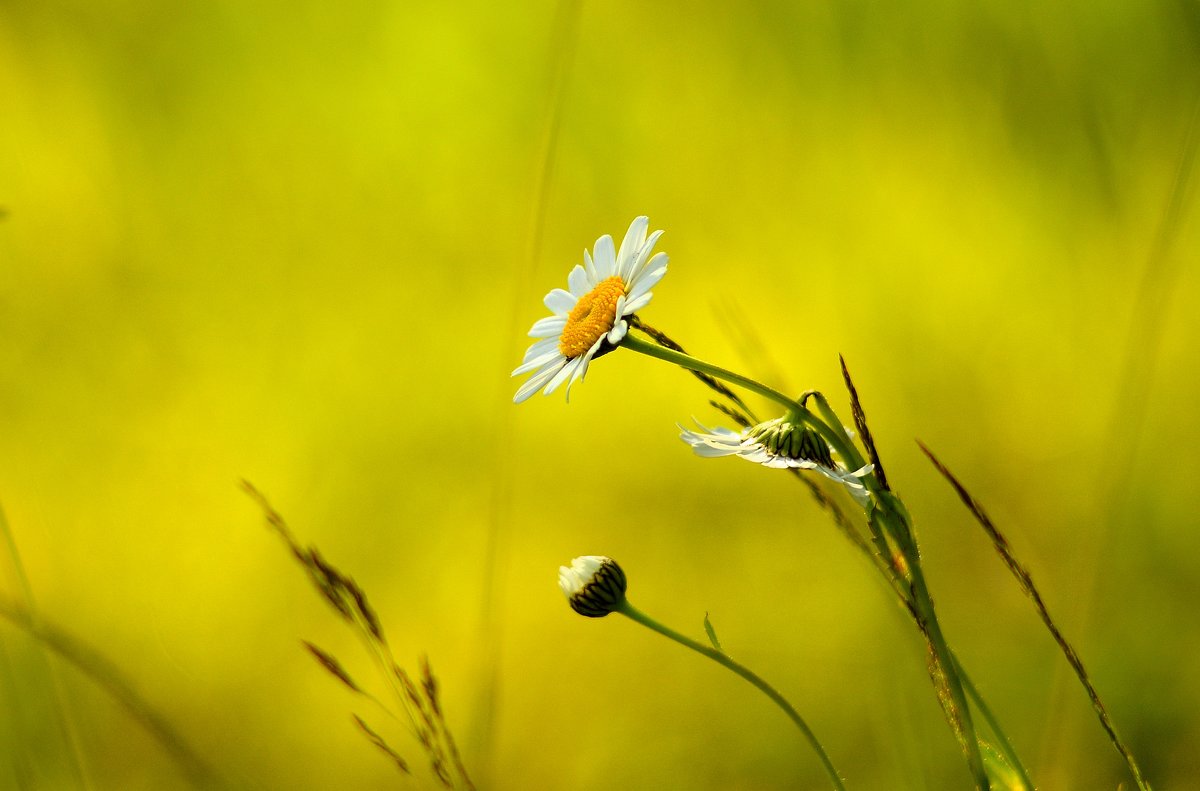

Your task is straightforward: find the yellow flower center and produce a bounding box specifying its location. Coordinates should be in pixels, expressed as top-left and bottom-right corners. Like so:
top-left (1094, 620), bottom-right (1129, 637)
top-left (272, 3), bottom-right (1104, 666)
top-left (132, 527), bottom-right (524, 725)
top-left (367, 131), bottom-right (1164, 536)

top-left (558, 276), bottom-right (626, 359)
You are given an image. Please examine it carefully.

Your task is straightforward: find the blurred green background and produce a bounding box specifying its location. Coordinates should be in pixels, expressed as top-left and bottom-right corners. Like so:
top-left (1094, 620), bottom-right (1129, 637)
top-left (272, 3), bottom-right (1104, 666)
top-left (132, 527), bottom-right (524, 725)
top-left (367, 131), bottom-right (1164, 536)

top-left (2, 1), bottom-right (1198, 788)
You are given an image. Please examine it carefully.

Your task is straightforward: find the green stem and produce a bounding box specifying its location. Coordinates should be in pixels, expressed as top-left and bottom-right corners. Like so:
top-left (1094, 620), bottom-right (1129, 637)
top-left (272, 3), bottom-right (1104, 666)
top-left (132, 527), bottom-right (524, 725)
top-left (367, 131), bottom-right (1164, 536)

top-left (799, 389), bottom-right (874, 485)
top-left (622, 333), bottom-right (790, 408)
top-left (854, 542), bottom-right (1030, 788)
top-left (617, 600), bottom-right (847, 791)
top-left (623, 333), bottom-right (991, 789)
top-left (956, 657), bottom-right (1034, 791)
top-left (833, 513), bottom-right (1031, 789)
top-left (622, 334), bottom-right (861, 471)
top-left (805, 391), bottom-right (862, 465)
top-left (0, 597), bottom-right (219, 787)
top-left (871, 499), bottom-right (988, 790)
top-left (846, 529), bottom-right (1031, 788)
top-left (0, 506), bottom-right (92, 791)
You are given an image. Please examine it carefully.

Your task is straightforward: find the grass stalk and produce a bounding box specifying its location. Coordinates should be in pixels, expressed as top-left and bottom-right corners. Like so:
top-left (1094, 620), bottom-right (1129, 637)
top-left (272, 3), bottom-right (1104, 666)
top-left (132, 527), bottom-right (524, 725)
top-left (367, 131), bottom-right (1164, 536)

top-left (623, 335), bottom-right (998, 788)
top-left (955, 659), bottom-right (1033, 791)
top-left (919, 442), bottom-right (1151, 790)
top-left (480, 0), bottom-right (583, 777)
top-left (0, 597), bottom-right (219, 787)
top-left (880, 502), bottom-right (990, 790)
top-left (0, 504), bottom-right (91, 791)
top-left (242, 481), bottom-right (474, 790)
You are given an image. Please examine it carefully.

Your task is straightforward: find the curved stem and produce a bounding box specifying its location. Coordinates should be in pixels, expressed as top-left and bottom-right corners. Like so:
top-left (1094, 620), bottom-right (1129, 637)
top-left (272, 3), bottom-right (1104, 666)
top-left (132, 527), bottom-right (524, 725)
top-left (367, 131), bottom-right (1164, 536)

top-left (616, 600), bottom-right (847, 791)
top-left (621, 334), bottom-right (864, 474)
top-left (623, 332), bottom-right (991, 788)
top-left (805, 391), bottom-right (860, 461)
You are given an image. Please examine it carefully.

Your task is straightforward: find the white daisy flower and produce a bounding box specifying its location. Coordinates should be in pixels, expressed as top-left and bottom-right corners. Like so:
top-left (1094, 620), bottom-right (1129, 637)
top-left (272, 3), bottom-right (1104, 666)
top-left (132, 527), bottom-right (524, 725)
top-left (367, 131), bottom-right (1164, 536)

top-left (558, 555), bottom-right (628, 618)
top-left (680, 420), bottom-right (874, 507)
top-left (512, 216), bottom-right (668, 403)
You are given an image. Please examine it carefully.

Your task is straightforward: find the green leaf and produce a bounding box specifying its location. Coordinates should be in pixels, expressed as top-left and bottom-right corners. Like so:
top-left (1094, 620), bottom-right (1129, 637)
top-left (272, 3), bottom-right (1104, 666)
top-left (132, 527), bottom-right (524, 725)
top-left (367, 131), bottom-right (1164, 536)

top-left (703, 612), bottom-right (723, 653)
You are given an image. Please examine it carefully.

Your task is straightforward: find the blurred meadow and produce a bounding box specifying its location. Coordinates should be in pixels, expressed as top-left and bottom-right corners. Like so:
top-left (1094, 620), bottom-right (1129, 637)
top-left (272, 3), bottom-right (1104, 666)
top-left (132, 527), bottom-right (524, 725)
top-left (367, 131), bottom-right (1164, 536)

top-left (2, 0), bottom-right (1199, 789)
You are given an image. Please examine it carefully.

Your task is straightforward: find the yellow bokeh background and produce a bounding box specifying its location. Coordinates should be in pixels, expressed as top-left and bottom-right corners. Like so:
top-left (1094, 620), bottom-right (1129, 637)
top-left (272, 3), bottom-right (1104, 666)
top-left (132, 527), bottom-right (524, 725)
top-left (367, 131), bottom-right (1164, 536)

top-left (2, 1), bottom-right (1198, 789)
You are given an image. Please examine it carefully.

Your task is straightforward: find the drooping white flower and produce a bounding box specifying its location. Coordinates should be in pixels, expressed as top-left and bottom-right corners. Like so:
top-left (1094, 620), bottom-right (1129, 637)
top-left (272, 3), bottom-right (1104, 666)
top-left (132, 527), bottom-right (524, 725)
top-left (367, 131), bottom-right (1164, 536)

top-left (679, 420), bottom-right (874, 507)
top-left (512, 217), bottom-right (667, 403)
top-left (558, 556), bottom-right (628, 617)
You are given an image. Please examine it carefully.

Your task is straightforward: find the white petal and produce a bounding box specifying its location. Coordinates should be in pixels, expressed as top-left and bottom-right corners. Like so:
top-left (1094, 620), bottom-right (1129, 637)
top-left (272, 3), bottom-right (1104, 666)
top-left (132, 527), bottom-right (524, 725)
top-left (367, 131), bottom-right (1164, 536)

top-left (611, 293), bottom-right (627, 326)
top-left (567, 265), bottom-right (589, 298)
top-left (616, 216), bottom-right (649, 279)
top-left (607, 318), bottom-right (628, 345)
top-left (513, 360), bottom-right (565, 403)
top-left (567, 337), bottom-right (606, 396)
top-left (592, 234), bottom-right (616, 278)
top-left (679, 424), bottom-right (750, 456)
top-left (544, 288), bottom-right (576, 315)
top-left (628, 231), bottom-right (664, 283)
top-left (521, 337), bottom-right (558, 361)
top-left (567, 353), bottom-right (591, 392)
top-left (626, 260), bottom-right (667, 303)
top-left (543, 355), bottom-right (581, 395)
top-left (512, 349), bottom-right (563, 375)
top-left (564, 346), bottom-right (598, 401)
top-left (740, 446), bottom-right (776, 465)
top-left (529, 317), bottom-right (566, 338)
top-left (846, 484), bottom-right (871, 507)
top-left (692, 444), bottom-right (743, 458)
top-left (850, 463), bottom-right (875, 478)
top-left (584, 250), bottom-right (598, 283)
top-left (621, 292), bottom-right (653, 315)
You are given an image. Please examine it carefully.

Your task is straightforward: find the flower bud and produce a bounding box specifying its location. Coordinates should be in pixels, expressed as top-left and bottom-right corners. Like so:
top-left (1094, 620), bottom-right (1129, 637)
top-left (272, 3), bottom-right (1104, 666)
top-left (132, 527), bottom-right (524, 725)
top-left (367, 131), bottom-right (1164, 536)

top-left (558, 556), bottom-right (627, 617)
top-left (747, 417), bottom-right (835, 468)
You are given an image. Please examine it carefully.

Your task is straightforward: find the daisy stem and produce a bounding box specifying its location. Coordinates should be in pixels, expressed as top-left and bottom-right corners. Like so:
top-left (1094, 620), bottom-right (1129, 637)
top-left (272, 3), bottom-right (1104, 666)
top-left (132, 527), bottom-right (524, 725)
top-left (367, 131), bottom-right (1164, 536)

top-left (844, 516), bottom-right (1031, 788)
top-left (615, 599), bottom-right (847, 791)
top-left (621, 334), bottom-right (861, 472)
top-left (957, 658), bottom-right (1034, 790)
top-left (624, 332), bottom-right (993, 788)
top-left (804, 390), bottom-right (869, 472)
top-left (876, 499), bottom-right (991, 790)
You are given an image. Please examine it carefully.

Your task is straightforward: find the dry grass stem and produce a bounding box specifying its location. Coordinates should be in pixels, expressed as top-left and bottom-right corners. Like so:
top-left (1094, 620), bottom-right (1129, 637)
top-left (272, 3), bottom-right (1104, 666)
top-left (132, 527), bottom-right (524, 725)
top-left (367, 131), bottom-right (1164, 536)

top-left (242, 480), bottom-right (475, 790)
top-left (838, 356), bottom-right (889, 491)
top-left (303, 641), bottom-right (363, 694)
top-left (354, 714), bottom-right (410, 774)
top-left (917, 442), bottom-right (1151, 791)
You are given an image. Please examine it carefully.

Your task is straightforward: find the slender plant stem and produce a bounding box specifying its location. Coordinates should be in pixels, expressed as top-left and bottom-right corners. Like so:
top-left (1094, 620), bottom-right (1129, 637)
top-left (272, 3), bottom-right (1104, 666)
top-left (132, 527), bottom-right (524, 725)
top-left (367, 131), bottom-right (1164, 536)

top-left (955, 657), bottom-right (1034, 790)
top-left (794, 478), bottom-right (1030, 788)
top-left (918, 441), bottom-right (1147, 790)
top-left (621, 334), bottom-right (862, 471)
top-left (0, 597), bottom-right (219, 787)
top-left (877, 503), bottom-right (990, 790)
top-left (622, 333), bottom-right (992, 789)
top-left (816, 498), bottom-right (1031, 788)
top-left (851, 537), bottom-right (1032, 788)
top-left (616, 600), bottom-right (847, 791)
top-left (0, 506), bottom-right (91, 791)
top-left (479, 0), bottom-right (583, 775)
top-left (805, 391), bottom-right (862, 466)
